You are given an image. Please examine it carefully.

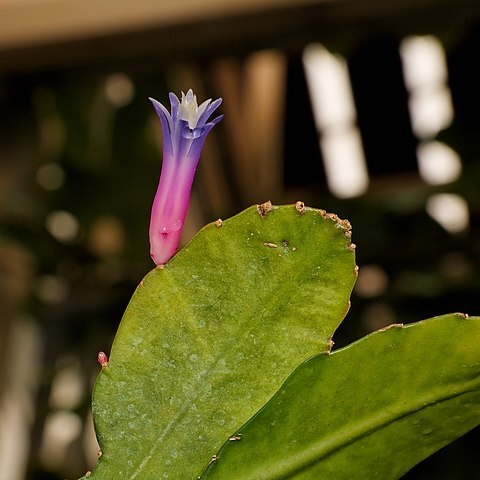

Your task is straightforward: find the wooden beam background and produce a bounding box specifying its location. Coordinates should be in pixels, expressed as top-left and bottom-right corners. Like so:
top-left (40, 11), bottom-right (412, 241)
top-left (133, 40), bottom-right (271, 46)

top-left (1, 0), bottom-right (480, 73)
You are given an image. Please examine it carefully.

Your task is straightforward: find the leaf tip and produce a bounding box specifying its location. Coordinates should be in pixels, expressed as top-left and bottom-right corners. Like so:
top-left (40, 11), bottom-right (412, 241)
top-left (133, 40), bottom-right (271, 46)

top-left (257, 201), bottom-right (274, 217)
top-left (317, 209), bottom-right (353, 242)
top-left (295, 201), bottom-right (306, 214)
top-left (324, 337), bottom-right (335, 354)
top-left (377, 323), bottom-right (404, 332)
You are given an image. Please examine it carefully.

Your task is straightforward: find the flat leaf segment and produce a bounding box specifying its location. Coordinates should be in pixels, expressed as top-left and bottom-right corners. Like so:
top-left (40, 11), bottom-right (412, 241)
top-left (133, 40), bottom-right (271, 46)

top-left (201, 314), bottom-right (480, 480)
top-left (86, 204), bottom-right (356, 479)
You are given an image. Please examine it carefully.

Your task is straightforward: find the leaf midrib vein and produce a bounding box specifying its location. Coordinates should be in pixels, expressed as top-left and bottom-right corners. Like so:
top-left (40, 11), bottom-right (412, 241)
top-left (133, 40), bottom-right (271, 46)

top-left (249, 380), bottom-right (480, 480)
top-left (129, 243), bottom-right (336, 479)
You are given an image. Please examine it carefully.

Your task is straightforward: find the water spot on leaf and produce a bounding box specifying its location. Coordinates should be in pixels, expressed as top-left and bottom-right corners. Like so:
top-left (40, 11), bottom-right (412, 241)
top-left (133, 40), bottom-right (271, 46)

top-left (215, 410), bottom-right (226, 426)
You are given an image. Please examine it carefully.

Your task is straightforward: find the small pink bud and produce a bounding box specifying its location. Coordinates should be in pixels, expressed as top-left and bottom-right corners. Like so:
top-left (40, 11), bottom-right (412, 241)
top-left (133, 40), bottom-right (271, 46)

top-left (97, 351), bottom-right (109, 369)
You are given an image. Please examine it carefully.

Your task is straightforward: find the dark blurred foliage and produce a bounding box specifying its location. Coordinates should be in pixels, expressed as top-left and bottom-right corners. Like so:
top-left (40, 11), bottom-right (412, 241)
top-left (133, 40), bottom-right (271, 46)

top-left (1, 5), bottom-right (480, 479)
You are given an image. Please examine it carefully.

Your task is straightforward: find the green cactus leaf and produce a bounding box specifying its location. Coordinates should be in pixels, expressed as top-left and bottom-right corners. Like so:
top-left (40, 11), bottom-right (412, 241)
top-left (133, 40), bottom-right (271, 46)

top-left (200, 313), bottom-right (480, 480)
top-left (84, 204), bottom-right (356, 479)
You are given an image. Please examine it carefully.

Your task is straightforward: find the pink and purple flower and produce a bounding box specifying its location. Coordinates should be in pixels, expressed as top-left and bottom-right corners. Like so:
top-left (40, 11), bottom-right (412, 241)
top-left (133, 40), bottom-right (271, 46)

top-left (148, 90), bottom-right (223, 265)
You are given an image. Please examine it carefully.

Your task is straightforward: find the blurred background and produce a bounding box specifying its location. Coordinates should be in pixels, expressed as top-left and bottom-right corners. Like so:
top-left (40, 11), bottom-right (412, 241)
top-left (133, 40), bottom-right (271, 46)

top-left (0, 0), bottom-right (479, 478)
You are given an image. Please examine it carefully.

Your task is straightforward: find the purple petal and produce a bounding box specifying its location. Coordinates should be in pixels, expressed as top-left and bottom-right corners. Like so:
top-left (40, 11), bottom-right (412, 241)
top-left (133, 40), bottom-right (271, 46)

top-left (169, 92), bottom-right (180, 124)
top-left (209, 114), bottom-right (224, 126)
top-left (197, 98), bottom-right (223, 127)
top-left (149, 97), bottom-right (173, 157)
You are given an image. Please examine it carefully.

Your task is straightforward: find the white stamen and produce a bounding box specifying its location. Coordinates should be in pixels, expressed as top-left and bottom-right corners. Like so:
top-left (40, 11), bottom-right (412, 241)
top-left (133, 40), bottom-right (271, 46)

top-left (178, 89), bottom-right (204, 130)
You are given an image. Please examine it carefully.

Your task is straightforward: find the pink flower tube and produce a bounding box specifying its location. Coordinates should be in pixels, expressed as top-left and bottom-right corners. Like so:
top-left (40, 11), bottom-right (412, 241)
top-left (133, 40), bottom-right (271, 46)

top-left (149, 90), bottom-right (223, 265)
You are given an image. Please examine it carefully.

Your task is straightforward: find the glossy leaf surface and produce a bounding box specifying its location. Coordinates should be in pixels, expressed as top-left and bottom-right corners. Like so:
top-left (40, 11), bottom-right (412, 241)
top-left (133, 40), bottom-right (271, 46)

top-left (201, 314), bottom-right (480, 480)
top-left (85, 204), bottom-right (356, 479)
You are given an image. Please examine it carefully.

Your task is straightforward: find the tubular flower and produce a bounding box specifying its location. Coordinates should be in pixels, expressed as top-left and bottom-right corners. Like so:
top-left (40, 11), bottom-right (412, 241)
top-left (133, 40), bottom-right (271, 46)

top-left (149, 89), bottom-right (223, 265)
